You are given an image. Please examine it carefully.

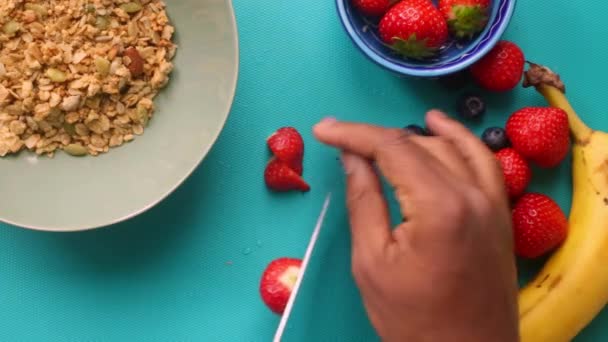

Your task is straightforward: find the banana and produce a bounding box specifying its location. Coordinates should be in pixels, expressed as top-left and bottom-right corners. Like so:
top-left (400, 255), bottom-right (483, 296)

top-left (518, 63), bottom-right (608, 342)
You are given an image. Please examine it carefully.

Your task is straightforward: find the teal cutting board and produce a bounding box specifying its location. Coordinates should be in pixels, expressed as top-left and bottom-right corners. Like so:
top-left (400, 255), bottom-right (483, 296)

top-left (0, 0), bottom-right (607, 341)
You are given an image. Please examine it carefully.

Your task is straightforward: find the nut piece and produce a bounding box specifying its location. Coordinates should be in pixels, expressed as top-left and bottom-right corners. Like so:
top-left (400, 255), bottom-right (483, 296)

top-left (61, 95), bottom-right (81, 112)
top-left (123, 47), bottom-right (144, 78)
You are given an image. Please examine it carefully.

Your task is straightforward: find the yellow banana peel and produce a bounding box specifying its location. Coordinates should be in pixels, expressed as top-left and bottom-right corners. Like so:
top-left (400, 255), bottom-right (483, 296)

top-left (518, 63), bottom-right (608, 342)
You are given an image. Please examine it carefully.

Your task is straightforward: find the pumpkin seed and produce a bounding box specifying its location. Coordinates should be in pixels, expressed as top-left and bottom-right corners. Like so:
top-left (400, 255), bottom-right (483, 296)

top-left (3, 21), bottom-right (20, 36)
top-left (46, 68), bottom-right (67, 83)
top-left (48, 108), bottom-right (62, 121)
top-left (63, 123), bottom-right (76, 136)
top-left (120, 2), bottom-right (143, 14)
top-left (85, 96), bottom-right (101, 109)
top-left (24, 4), bottom-right (48, 18)
top-left (94, 57), bottom-right (110, 76)
top-left (85, 4), bottom-right (96, 13)
top-left (95, 16), bottom-right (110, 30)
top-left (64, 144), bottom-right (88, 156)
top-left (137, 103), bottom-right (149, 126)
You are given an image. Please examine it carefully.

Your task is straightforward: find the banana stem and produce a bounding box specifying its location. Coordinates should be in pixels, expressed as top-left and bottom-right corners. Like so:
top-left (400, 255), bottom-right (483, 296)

top-left (537, 84), bottom-right (593, 143)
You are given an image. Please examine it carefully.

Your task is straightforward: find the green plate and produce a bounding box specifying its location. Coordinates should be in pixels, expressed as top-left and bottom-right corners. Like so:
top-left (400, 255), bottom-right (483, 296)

top-left (0, 0), bottom-right (239, 232)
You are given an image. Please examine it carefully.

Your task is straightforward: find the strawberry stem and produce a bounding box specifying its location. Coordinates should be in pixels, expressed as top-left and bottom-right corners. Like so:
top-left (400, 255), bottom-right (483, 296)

top-left (537, 85), bottom-right (592, 143)
top-left (449, 5), bottom-right (488, 39)
top-left (390, 35), bottom-right (436, 60)
top-left (523, 63), bottom-right (592, 143)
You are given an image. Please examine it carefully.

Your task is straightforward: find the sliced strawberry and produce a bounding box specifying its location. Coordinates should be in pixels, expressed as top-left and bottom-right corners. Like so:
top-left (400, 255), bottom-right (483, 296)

top-left (264, 158), bottom-right (310, 192)
top-left (267, 127), bottom-right (304, 175)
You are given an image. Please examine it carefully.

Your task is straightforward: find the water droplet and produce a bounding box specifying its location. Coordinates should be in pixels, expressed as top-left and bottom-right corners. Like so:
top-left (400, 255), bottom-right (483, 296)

top-left (256, 240), bottom-right (263, 248)
top-left (242, 247), bottom-right (252, 255)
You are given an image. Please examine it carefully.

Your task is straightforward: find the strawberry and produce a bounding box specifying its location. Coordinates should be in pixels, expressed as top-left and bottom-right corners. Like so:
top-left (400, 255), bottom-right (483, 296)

top-left (260, 257), bottom-right (302, 314)
top-left (495, 148), bottom-right (531, 199)
top-left (470, 40), bottom-right (525, 92)
top-left (352, 0), bottom-right (397, 17)
top-left (512, 193), bottom-right (568, 258)
top-left (378, 0), bottom-right (449, 59)
top-left (439, 0), bottom-right (491, 39)
top-left (264, 158), bottom-right (310, 192)
top-left (505, 107), bottom-right (570, 168)
top-left (267, 127), bottom-right (304, 175)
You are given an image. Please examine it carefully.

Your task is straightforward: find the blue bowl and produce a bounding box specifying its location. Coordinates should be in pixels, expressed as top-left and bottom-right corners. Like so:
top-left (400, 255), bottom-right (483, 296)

top-left (336, 0), bottom-right (517, 78)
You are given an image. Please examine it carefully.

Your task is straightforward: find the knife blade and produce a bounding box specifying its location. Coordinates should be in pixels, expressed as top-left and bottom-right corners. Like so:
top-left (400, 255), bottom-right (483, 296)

top-left (272, 192), bottom-right (332, 342)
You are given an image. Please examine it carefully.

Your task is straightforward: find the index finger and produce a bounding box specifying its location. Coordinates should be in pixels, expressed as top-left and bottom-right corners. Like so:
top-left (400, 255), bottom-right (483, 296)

top-left (425, 110), bottom-right (507, 202)
top-left (313, 119), bottom-right (401, 158)
top-left (313, 119), bottom-right (452, 215)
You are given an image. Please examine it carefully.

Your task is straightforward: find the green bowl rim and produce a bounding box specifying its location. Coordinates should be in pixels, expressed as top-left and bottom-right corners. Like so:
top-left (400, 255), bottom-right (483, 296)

top-left (1, 0), bottom-right (240, 232)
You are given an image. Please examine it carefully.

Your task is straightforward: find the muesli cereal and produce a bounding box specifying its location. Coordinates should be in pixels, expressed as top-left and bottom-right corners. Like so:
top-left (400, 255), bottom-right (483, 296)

top-left (0, 0), bottom-right (177, 157)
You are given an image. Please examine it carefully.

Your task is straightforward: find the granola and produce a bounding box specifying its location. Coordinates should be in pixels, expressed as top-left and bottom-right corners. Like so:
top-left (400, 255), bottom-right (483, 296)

top-left (0, 0), bottom-right (177, 157)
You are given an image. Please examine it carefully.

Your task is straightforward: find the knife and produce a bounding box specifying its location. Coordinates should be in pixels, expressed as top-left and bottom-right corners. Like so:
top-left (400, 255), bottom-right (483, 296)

top-left (272, 192), bottom-right (332, 342)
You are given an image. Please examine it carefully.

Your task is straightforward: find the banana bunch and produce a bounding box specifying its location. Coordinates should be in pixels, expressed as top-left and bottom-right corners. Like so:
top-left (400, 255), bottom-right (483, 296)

top-left (518, 64), bottom-right (608, 341)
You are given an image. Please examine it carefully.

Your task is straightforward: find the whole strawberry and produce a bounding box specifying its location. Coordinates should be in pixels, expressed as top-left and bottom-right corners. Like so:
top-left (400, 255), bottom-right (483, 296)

top-left (352, 0), bottom-right (397, 17)
top-left (512, 193), bottom-right (568, 258)
top-left (470, 40), bottom-right (525, 92)
top-left (260, 257), bottom-right (302, 314)
top-left (379, 0), bottom-right (449, 59)
top-left (267, 127), bottom-right (304, 175)
top-left (506, 107), bottom-right (570, 168)
top-left (495, 148), bottom-right (531, 199)
top-left (264, 158), bottom-right (310, 192)
top-left (439, 0), bottom-right (490, 39)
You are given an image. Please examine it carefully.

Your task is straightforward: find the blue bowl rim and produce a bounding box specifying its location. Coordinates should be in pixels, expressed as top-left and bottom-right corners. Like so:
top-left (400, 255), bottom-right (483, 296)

top-left (336, 0), bottom-right (517, 77)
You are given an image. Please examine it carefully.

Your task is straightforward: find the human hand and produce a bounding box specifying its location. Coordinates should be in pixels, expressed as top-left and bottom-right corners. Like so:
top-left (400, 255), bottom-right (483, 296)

top-left (313, 110), bottom-right (519, 342)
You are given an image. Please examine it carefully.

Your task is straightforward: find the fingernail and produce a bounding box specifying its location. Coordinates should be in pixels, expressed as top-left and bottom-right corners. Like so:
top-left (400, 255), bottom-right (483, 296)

top-left (428, 109), bottom-right (447, 119)
top-left (314, 117), bottom-right (337, 134)
top-left (341, 152), bottom-right (364, 175)
top-left (320, 116), bottom-right (337, 124)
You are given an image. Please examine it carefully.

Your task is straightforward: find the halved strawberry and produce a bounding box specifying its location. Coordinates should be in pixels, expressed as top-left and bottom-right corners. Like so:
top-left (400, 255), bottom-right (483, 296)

top-left (260, 257), bottom-right (302, 314)
top-left (267, 127), bottom-right (304, 175)
top-left (264, 158), bottom-right (310, 192)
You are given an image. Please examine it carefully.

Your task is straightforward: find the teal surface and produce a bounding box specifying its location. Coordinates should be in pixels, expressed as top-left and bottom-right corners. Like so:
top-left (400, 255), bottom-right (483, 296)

top-left (0, 0), bottom-right (607, 341)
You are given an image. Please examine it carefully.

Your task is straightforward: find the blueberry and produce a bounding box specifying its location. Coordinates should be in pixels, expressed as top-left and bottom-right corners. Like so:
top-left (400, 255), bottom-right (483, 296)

top-left (403, 124), bottom-right (430, 136)
top-left (482, 127), bottom-right (510, 151)
top-left (458, 94), bottom-right (486, 120)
